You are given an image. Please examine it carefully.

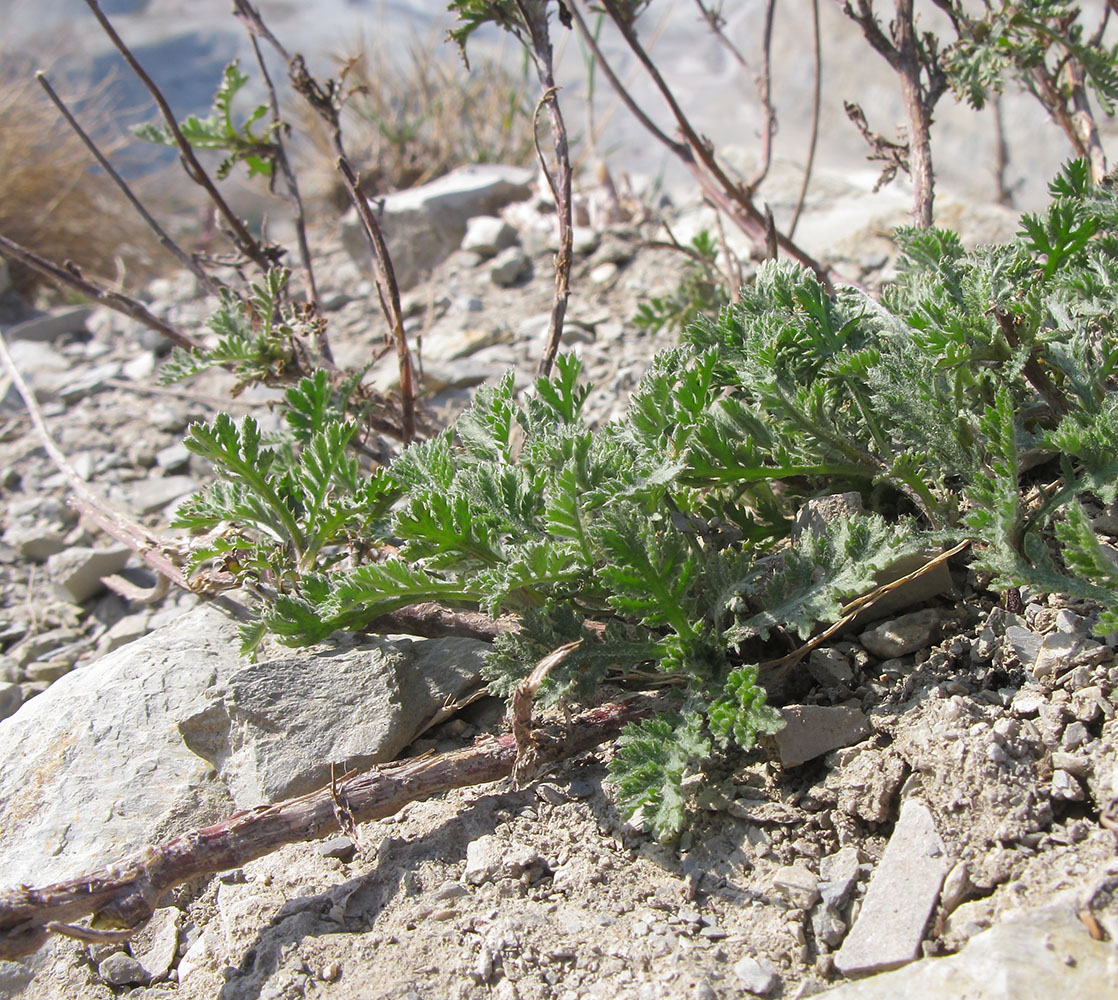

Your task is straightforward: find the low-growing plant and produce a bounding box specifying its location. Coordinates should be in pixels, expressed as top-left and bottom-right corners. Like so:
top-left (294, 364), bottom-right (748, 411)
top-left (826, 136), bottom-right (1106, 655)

top-left (174, 160), bottom-right (1118, 839)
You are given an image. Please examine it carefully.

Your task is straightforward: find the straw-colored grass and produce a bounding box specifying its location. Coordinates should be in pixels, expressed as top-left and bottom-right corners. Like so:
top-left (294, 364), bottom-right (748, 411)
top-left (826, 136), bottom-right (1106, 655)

top-left (298, 38), bottom-right (538, 207)
top-left (0, 61), bottom-right (159, 294)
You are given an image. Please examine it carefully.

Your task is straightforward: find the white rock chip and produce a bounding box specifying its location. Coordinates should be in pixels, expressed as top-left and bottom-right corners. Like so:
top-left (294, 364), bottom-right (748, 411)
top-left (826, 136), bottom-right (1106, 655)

top-left (462, 215), bottom-right (517, 257)
top-left (732, 955), bottom-right (779, 996)
top-left (46, 544), bottom-right (131, 603)
top-left (341, 164), bottom-right (533, 289)
top-left (819, 896), bottom-right (1116, 999)
top-left (834, 798), bottom-right (951, 975)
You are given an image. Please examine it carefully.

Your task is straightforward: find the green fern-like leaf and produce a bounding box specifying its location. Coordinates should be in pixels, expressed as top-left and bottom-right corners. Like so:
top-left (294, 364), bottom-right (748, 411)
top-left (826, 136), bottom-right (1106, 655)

top-left (707, 666), bottom-right (784, 750)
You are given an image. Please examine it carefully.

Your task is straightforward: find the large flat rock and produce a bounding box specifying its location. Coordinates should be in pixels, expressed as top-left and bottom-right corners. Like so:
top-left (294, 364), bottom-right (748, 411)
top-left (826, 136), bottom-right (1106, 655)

top-left (0, 603), bottom-right (242, 887)
top-left (341, 164), bottom-right (534, 289)
top-left (178, 634), bottom-right (488, 806)
top-left (0, 605), bottom-right (488, 888)
top-left (822, 894), bottom-right (1117, 999)
top-left (834, 797), bottom-right (951, 975)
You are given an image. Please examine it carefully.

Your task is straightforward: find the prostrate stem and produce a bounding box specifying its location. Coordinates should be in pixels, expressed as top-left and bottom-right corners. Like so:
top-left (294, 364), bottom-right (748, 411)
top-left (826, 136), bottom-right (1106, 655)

top-left (0, 693), bottom-right (662, 961)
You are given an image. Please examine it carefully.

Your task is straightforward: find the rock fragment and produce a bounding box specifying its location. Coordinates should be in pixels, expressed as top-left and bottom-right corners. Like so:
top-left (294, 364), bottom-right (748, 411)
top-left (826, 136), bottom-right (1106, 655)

top-left (733, 955), bottom-right (779, 996)
top-left (489, 246), bottom-right (530, 286)
top-left (772, 864), bottom-right (821, 908)
top-left (775, 704), bottom-right (872, 768)
top-left (859, 609), bottom-right (945, 659)
top-left (834, 798), bottom-right (950, 975)
top-left (462, 215), bottom-right (517, 257)
top-left (46, 544), bottom-right (131, 603)
top-left (820, 896), bottom-right (1116, 999)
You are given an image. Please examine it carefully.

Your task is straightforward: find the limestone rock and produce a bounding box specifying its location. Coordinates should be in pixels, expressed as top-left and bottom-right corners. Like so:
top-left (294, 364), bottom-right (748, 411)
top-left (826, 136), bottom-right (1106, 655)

top-left (6, 306), bottom-right (93, 343)
top-left (0, 604), bottom-right (242, 886)
top-left (860, 609), bottom-right (946, 659)
top-left (46, 544), bottom-right (131, 603)
top-left (461, 215), bottom-right (517, 257)
top-left (775, 704), bottom-right (872, 768)
top-left (177, 634), bottom-right (487, 805)
top-left (822, 895), bottom-right (1117, 999)
top-left (341, 164), bottom-right (533, 289)
top-left (834, 798), bottom-right (951, 975)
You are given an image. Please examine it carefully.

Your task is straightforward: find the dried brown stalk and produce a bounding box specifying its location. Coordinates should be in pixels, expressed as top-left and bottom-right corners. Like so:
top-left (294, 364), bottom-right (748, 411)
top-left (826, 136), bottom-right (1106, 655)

top-left (841, 0), bottom-right (949, 228)
top-left (788, 0), bottom-right (822, 239)
top-left (233, 0), bottom-right (331, 358)
top-left (287, 56), bottom-right (416, 442)
top-left (34, 72), bottom-right (222, 298)
top-left (0, 234), bottom-right (196, 352)
top-left (571, 0), bottom-right (830, 283)
top-left (693, 0), bottom-right (776, 192)
top-left (0, 330), bottom-right (192, 593)
top-left (509, 640), bottom-right (583, 785)
top-left (0, 693), bottom-right (662, 960)
top-left (759, 540), bottom-right (971, 683)
top-left (82, 0), bottom-right (277, 271)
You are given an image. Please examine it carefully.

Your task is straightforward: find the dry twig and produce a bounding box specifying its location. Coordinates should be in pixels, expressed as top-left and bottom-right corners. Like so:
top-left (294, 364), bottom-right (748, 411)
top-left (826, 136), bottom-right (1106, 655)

top-left (0, 693), bottom-right (662, 960)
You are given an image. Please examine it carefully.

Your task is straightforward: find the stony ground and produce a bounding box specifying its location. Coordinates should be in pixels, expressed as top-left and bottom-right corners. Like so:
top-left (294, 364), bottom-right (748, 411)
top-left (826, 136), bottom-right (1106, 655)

top-left (1, 172), bottom-right (1116, 999)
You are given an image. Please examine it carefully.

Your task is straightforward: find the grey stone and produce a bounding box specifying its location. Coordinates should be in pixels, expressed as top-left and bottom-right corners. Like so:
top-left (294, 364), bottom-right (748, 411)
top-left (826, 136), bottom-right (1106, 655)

top-left (341, 164), bottom-right (533, 289)
top-left (1031, 632), bottom-right (1081, 680)
top-left (3, 339), bottom-right (70, 399)
top-left (589, 262), bottom-right (618, 284)
top-left (97, 951), bottom-right (147, 986)
top-left (572, 227), bottom-right (601, 255)
top-left (55, 360), bottom-right (122, 403)
top-left (126, 474), bottom-right (201, 515)
top-left (46, 544), bottom-right (131, 603)
top-left (939, 861), bottom-right (973, 917)
top-left (23, 659), bottom-right (72, 683)
top-left (732, 955), bottom-right (779, 996)
top-left (812, 902), bottom-right (848, 948)
top-left (130, 906), bottom-right (180, 982)
top-left (464, 835), bottom-right (545, 886)
top-left (0, 682), bottom-right (22, 722)
top-left (1, 523), bottom-right (67, 561)
top-left (772, 864), bottom-right (821, 908)
top-left (1062, 721), bottom-right (1089, 750)
top-left (155, 442), bottom-right (192, 473)
top-left (1051, 769), bottom-right (1085, 801)
top-left (820, 847), bottom-right (863, 910)
top-left (1006, 625), bottom-right (1043, 666)
top-left (99, 611), bottom-right (152, 653)
top-left (178, 634), bottom-right (486, 805)
top-left (316, 835), bottom-right (357, 862)
top-left (860, 609), bottom-right (945, 659)
top-left (6, 306), bottom-right (93, 343)
top-left (1070, 685), bottom-right (1105, 722)
top-left (834, 798), bottom-right (951, 975)
top-left (775, 704), bottom-right (872, 768)
top-left (1051, 751), bottom-right (1091, 777)
top-left (808, 648), bottom-right (855, 686)
top-left (818, 897), bottom-right (1117, 999)
top-left (489, 246), bottom-right (530, 287)
top-left (461, 215), bottom-right (517, 257)
top-left (1010, 687), bottom-right (1046, 716)
top-left (0, 605), bottom-right (242, 886)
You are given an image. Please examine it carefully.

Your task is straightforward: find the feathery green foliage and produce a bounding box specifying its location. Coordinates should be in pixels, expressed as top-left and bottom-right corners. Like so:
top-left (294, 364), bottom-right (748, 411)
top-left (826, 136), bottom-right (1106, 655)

top-left (174, 161), bottom-right (1118, 837)
top-left (134, 61), bottom-right (276, 179)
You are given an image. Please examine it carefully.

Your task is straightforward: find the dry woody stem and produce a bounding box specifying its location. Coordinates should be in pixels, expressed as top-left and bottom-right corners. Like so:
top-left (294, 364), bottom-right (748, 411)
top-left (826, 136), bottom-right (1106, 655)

top-left (0, 694), bottom-right (661, 961)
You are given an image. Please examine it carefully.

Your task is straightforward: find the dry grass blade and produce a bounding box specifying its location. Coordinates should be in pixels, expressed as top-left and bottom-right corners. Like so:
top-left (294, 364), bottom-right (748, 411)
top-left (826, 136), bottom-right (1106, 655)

top-left (0, 64), bottom-right (159, 293)
top-left (294, 36), bottom-right (536, 206)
